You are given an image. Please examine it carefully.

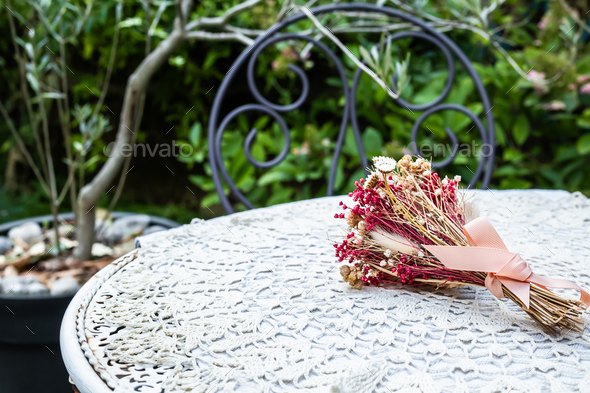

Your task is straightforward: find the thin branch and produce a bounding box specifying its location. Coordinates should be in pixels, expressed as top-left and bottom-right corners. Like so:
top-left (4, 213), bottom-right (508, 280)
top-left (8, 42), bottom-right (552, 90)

top-left (0, 101), bottom-right (50, 195)
top-left (58, 20), bottom-right (77, 212)
top-left (298, 6), bottom-right (400, 99)
top-left (91, 1), bottom-right (122, 120)
top-left (142, 0), bottom-right (152, 57)
top-left (34, 70), bottom-right (61, 252)
top-left (224, 24), bottom-right (266, 37)
top-left (148, 2), bottom-right (169, 37)
top-left (56, 170), bottom-right (75, 205)
top-left (185, 30), bottom-right (254, 45)
top-left (6, 0), bottom-right (49, 182)
top-left (185, 0), bottom-right (263, 30)
top-left (276, 0), bottom-right (295, 21)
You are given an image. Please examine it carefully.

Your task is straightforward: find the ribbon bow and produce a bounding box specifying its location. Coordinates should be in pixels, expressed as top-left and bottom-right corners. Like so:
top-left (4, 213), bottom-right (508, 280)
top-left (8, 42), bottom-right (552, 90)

top-left (424, 217), bottom-right (590, 309)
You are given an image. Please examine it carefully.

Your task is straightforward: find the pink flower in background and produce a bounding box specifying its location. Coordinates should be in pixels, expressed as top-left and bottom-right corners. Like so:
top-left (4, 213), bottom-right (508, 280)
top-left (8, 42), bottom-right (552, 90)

top-left (537, 16), bottom-right (549, 30)
top-left (568, 83), bottom-right (577, 90)
top-left (580, 83), bottom-right (590, 95)
top-left (542, 101), bottom-right (566, 111)
top-left (528, 70), bottom-right (548, 95)
top-left (528, 70), bottom-right (545, 82)
top-left (578, 75), bottom-right (590, 83)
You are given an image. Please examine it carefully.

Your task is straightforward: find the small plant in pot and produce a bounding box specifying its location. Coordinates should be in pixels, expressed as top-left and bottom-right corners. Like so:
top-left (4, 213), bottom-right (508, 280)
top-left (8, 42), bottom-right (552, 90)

top-left (0, 0), bottom-right (181, 348)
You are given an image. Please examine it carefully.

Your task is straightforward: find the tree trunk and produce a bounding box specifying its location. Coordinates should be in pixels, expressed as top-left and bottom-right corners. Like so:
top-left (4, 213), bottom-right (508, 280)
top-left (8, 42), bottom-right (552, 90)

top-left (74, 27), bottom-right (186, 261)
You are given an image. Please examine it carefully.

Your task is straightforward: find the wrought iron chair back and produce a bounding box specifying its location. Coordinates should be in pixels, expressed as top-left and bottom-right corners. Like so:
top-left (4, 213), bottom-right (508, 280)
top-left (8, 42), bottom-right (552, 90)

top-left (208, 3), bottom-right (495, 213)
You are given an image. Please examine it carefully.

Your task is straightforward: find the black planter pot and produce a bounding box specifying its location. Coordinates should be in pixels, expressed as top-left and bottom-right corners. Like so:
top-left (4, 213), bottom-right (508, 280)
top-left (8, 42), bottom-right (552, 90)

top-left (0, 211), bottom-right (180, 393)
top-left (0, 294), bottom-right (74, 393)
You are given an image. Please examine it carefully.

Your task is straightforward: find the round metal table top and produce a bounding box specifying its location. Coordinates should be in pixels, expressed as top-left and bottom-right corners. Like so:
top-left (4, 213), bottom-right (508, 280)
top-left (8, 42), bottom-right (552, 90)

top-left (61, 191), bottom-right (590, 393)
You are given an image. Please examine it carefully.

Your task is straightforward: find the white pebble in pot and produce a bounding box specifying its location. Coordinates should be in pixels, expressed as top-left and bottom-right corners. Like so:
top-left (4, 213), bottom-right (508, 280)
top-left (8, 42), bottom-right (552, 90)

top-left (0, 275), bottom-right (41, 296)
top-left (8, 222), bottom-right (43, 245)
top-left (50, 276), bottom-right (80, 296)
top-left (27, 282), bottom-right (50, 296)
top-left (100, 215), bottom-right (151, 245)
top-left (0, 236), bottom-right (13, 255)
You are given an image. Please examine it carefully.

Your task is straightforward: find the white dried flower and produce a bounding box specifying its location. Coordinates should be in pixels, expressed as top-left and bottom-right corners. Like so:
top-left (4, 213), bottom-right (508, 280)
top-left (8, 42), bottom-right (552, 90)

top-left (434, 189), bottom-right (442, 196)
top-left (454, 175), bottom-right (461, 182)
top-left (464, 201), bottom-right (480, 223)
top-left (358, 221), bottom-right (366, 230)
top-left (442, 177), bottom-right (449, 185)
top-left (370, 227), bottom-right (418, 255)
top-left (373, 156), bottom-right (396, 173)
top-left (384, 249), bottom-right (392, 257)
top-left (423, 170), bottom-right (431, 176)
top-left (380, 260), bottom-right (387, 267)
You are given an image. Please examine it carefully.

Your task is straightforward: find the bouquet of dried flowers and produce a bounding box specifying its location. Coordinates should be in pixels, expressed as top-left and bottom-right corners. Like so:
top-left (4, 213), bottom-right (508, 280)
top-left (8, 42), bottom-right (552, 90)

top-left (335, 155), bottom-right (588, 334)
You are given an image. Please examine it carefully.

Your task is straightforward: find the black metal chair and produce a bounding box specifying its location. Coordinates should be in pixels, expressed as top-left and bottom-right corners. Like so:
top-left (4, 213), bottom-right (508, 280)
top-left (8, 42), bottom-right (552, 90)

top-left (208, 3), bottom-right (495, 213)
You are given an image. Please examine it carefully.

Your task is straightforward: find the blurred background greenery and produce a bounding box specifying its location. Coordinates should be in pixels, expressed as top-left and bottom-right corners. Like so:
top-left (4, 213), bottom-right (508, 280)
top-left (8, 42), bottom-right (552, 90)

top-left (1, 0), bottom-right (589, 225)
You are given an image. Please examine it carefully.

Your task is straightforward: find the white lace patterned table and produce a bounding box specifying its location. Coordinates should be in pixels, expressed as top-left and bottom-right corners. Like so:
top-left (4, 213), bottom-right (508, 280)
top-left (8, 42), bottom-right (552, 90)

top-left (60, 190), bottom-right (590, 393)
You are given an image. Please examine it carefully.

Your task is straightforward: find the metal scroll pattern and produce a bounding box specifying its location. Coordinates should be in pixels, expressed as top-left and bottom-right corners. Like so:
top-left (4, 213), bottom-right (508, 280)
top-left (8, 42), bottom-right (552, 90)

top-left (208, 4), bottom-right (495, 213)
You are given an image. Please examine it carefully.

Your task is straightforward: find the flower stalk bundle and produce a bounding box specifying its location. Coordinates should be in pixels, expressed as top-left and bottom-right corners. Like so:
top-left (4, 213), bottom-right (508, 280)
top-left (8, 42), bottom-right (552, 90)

top-left (335, 156), bottom-right (589, 334)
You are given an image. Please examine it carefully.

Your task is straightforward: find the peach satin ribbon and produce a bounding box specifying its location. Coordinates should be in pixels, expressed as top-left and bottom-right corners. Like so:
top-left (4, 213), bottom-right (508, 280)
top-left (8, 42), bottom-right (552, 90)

top-left (424, 217), bottom-right (590, 309)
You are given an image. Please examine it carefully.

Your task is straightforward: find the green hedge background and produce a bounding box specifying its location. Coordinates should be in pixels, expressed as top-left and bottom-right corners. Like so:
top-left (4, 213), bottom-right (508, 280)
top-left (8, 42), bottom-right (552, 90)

top-left (1, 0), bottom-right (589, 224)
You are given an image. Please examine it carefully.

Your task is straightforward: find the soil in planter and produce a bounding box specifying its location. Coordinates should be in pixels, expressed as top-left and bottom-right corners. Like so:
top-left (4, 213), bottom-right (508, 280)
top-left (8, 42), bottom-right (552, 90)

top-left (0, 212), bottom-right (164, 295)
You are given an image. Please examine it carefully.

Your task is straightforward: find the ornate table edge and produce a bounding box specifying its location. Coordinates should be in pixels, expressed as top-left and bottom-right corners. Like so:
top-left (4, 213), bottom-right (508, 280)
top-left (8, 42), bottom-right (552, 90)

top-left (60, 250), bottom-right (139, 393)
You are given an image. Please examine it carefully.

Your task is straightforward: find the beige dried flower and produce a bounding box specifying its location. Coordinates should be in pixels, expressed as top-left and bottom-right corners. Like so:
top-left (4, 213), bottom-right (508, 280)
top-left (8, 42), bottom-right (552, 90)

top-left (364, 173), bottom-right (379, 189)
top-left (340, 265), bottom-right (351, 277)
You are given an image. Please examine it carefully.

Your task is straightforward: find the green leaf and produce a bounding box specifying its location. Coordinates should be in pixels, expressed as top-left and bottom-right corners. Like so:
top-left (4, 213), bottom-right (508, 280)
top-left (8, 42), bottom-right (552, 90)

top-left (26, 72), bottom-right (39, 92)
top-left (169, 56), bottom-right (186, 67)
top-left (203, 51), bottom-right (218, 70)
top-left (494, 121), bottom-right (506, 146)
top-left (200, 192), bottom-right (220, 209)
top-left (267, 186), bottom-right (293, 206)
top-left (40, 92), bottom-right (64, 99)
top-left (189, 122), bottom-right (202, 146)
top-left (362, 127), bottom-right (383, 153)
top-left (555, 146), bottom-right (579, 163)
top-left (539, 169), bottom-right (562, 187)
top-left (576, 134), bottom-right (590, 155)
top-left (119, 17), bottom-right (142, 28)
top-left (189, 175), bottom-right (216, 191)
top-left (512, 115), bottom-right (530, 146)
top-left (258, 171), bottom-right (293, 187)
top-left (25, 43), bottom-right (34, 59)
top-left (84, 155), bottom-right (101, 169)
top-left (359, 46), bottom-right (377, 70)
top-left (73, 141), bottom-right (84, 153)
top-left (499, 177), bottom-right (532, 189)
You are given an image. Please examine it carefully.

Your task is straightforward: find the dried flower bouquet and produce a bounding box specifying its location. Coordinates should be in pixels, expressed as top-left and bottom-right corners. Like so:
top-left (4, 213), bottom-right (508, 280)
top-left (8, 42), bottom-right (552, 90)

top-left (335, 156), bottom-right (588, 334)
